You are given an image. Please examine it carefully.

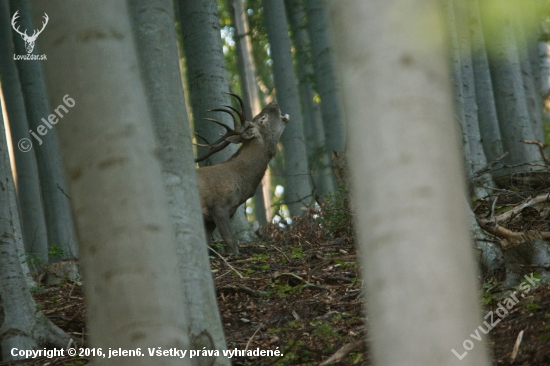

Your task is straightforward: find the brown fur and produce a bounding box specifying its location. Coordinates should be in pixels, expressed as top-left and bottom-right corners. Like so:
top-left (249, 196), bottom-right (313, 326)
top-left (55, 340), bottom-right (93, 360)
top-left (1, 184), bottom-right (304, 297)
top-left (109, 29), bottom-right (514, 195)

top-left (197, 102), bottom-right (288, 254)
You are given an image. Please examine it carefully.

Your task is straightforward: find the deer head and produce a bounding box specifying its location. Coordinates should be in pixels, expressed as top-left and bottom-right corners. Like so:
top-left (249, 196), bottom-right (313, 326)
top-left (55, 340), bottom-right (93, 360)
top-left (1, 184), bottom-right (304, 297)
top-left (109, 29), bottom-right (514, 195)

top-left (11, 11), bottom-right (49, 54)
top-left (195, 93), bottom-right (288, 163)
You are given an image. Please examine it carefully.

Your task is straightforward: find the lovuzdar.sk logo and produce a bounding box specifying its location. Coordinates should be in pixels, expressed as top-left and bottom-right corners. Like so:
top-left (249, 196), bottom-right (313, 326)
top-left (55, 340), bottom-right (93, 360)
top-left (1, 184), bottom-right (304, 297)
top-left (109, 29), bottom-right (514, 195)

top-left (11, 10), bottom-right (48, 60)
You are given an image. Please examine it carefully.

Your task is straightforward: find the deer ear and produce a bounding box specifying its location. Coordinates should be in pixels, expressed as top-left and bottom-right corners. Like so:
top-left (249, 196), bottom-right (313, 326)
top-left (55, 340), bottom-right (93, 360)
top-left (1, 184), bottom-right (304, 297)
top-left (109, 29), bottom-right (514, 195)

top-left (241, 126), bottom-right (260, 140)
top-left (226, 135), bottom-right (243, 144)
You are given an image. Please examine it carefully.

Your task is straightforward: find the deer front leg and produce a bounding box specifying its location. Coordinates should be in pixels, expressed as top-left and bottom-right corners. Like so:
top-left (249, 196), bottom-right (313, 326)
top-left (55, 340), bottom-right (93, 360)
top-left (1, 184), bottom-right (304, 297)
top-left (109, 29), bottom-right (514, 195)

top-left (211, 210), bottom-right (239, 255)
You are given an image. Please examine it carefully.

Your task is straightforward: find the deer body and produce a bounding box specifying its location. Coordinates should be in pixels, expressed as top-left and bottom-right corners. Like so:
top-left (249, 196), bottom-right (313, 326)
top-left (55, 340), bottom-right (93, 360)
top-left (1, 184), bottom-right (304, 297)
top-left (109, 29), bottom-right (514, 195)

top-left (196, 100), bottom-right (288, 254)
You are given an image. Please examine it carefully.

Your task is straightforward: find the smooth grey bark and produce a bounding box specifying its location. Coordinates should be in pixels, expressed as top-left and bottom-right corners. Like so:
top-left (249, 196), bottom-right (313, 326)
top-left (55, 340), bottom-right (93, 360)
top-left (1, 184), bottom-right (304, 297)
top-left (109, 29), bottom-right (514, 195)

top-left (0, 2), bottom-right (48, 264)
top-left (285, 0), bottom-right (335, 199)
top-left (178, 0), bottom-right (253, 241)
top-left (468, 0), bottom-right (503, 163)
top-left (34, 2), bottom-right (192, 365)
top-left (305, 0), bottom-right (346, 155)
top-left (329, 0), bottom-right (492, 364)
top-left (10, 0), bottom-right (78, 262)
top-left (450, 0), bottom-right (493, 197)
top-left (129, 2), bottom-right (229, 365)
top-left (0, 88), bottom-right (69, 362)
top-left (539, 41), bottom-right (550, 96)
top-left (263, 0), bottom-right (313, 216)
top-left (228, 0), bottom-right (269, 225)
top-left (513, 7), bottom-right (545, 143)
top-left (481, 0), bottom-right (540, 171)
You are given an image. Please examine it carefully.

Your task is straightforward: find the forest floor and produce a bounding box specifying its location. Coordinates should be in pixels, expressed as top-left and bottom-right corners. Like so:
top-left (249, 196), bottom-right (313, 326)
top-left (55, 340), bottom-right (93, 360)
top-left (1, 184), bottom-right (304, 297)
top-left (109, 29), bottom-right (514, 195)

top-left (5, 189), bottom-right (550, 366)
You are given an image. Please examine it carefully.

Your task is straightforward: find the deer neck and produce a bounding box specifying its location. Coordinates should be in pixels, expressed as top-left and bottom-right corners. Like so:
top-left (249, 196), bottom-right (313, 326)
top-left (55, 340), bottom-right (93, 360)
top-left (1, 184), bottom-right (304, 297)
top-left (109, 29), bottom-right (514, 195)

top-left (225, 139), bottom-right (273, 188)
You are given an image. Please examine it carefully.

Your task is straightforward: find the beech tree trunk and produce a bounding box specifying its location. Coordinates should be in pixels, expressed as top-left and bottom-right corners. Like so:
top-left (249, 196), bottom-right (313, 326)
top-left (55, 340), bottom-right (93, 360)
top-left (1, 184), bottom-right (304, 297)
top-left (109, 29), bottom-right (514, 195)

top-left (446, 0), bottom-right (494, 197)
top-left (468, 0), bottom-right (503, 163)
top-left (285, 0), bottom-right (335, 199)
top-left (480, 0), bottom-right (540, 171)
top-left (328, 0), bottom-right (492, 364)
top-left (263, 0), bottom-right (313, 217)
top-left (305, 0), bottom-right (346, 156)
top-left (34, 2), bottom-right (192, 365)
top-left (178, 0), bottom-right (254, 241)
top-left (0, 74), bottom-right (69, 361)
top-left (10, 0), bottom-right (78, 262)
top-left (228, 0), bottom-right (270, 225)
top-left (0, 2), bottom-right (48, 264)
top-left (129, 1), bottom-right (229, 364)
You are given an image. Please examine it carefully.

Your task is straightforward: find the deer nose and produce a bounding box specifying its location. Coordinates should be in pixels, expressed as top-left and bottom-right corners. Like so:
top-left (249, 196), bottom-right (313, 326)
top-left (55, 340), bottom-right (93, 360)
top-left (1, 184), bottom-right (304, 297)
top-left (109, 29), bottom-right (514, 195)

top-left (281, 114), bottom-right (289, 123)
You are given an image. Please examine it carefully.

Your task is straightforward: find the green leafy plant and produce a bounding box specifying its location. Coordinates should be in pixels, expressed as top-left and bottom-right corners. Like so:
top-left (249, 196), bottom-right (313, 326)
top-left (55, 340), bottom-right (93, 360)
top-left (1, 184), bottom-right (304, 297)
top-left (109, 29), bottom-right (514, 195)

top-left (319, 187), bottom-right (352, 238)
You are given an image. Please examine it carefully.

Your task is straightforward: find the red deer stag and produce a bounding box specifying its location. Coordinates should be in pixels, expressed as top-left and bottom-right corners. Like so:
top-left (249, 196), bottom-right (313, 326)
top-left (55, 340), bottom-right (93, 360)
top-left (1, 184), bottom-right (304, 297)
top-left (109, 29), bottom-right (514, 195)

top-left (196, 93), bottom-right (289, 255)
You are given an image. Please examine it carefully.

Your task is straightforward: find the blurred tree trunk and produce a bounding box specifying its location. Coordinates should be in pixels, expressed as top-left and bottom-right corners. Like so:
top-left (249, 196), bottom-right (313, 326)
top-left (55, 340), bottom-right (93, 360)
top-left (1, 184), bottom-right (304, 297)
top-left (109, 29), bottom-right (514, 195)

top-left (263, 0), bottom-right (312, 217)
top-left (34, 2), bottom-right (192, 365)
top-left (0, 2), bottom-right (48, 264)
top-left (446, 0), bottom-right (494, 197)
top-left (468, 0), bottom-right (503, 163)
top-left (285, 0), bottom-right (335, 200)
top-left (10, 0), bottom-right (78, 262)
top-left (0, 70), bottom-right (68, 361)
top-left (328, 0), bottom-right (492, 364)
top-left (513, 3), bottom-right (545, 142)
top-left (178, 0), bottom-right (254, 241)
top-left (305, 0), bottom-right (346, 155)
top-left (227, 0), bottom-right (270, 225)
top-left (129, 1), bottom-right (229, 364)
top-left (480, 0), bottom-right (541, 172)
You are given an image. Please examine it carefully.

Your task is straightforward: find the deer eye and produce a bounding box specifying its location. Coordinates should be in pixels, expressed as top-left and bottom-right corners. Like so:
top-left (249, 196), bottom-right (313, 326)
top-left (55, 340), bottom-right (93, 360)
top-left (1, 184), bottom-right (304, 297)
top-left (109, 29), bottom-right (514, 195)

top-left (259, 115), bottom-right (268, 125)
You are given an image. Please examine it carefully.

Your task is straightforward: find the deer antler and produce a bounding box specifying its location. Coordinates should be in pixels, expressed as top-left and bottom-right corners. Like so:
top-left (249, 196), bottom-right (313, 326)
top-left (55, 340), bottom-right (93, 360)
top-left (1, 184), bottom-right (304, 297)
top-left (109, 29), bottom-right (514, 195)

top-left (11, 11), bottom-right (28, 38)
top-left (29, 13), bottom-right (49, 40)
top-left (195, 94), bottom-right (248, 163)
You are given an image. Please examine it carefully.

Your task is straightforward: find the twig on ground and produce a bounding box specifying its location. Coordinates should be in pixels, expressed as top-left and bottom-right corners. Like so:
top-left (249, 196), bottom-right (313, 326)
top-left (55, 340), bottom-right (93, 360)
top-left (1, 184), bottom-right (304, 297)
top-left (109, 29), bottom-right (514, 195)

top-left (245, 323), bottom-right (264, 352)
top-left (320, 340), bottom-right (364, 365)
top-left (208, 246), bottom-right (244, 278)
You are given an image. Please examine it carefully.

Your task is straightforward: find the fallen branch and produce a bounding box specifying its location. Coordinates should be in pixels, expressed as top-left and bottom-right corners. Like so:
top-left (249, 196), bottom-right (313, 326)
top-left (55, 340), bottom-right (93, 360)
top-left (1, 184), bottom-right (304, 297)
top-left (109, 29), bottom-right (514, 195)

top-left (522, 140), bottom-right (550, 165)
top-left (320, 340), bottom-right (364, 365)
top-left (476, 218), bottom-right (550, 250)
top-left (491, 193), bottom-right (550, 224)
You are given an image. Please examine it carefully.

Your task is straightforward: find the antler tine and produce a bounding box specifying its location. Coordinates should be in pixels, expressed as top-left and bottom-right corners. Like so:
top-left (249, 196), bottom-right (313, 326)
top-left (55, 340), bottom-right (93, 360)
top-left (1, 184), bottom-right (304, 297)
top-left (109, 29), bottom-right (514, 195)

top-left (204, 117), bottom-right (233, 132)
top-left (11, 11), bottom-right (27, 37)
top-left (208, 107), bottom-right (240, 131)
top-left (222, 105), bottom-right (246, 130)
top-left (202, 118), bottom-right (240, 147)
top-left (195, 141), bottom-right (231, 163)
top-left (194, 132), bottom-right (211, 145)
top-left (225, 92), bottom-right (246, 122)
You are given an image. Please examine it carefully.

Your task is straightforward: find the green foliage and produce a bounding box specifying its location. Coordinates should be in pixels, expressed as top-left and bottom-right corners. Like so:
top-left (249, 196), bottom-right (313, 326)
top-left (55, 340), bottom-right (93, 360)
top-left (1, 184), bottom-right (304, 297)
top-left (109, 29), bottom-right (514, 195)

top-left (48, 245), bottom-right (65, 261)
top-left (290, 246), bottom-right (304, 259)
top-left (481, 277), bottom-right (497, 305)
top-left (318, 187), bottom-right (352, 238)
top-left (525, 303), bottom-right (542, 311)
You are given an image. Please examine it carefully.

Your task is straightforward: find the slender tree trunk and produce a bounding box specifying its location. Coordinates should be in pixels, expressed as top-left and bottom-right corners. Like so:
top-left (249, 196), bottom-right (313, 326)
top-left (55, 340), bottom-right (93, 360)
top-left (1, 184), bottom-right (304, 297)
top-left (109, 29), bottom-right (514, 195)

top-left (513, 6), bottom-right (545, 143)
top-left (328, 0), bottom-right (492, 364)
top-left (10, 0), bottom-right (78, 262)
top-left (305, 0), bottom-right (346, 155)
top-left (451, 0), bottom-right (494, 197)
top-left (263, 0), bottom-right (312, 216)
top-left (34, 2), bottom-right (192, 365)
top-left (228, 0), bottom-right (269, 225)
top-left (285, 0), bottom-right (335, 199)
top-left (0, 82), bottom-right (69, 361)
top-left (129, 2), bottom-right (229, 364)
top-left (481, 0), bottom-right (540, 171)
top-left (178, 0), bottom-right (253, 241)
top-left (468, 0), bottom-right (503, 163)
top-left (0, 2), bottom-right (48, 264)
